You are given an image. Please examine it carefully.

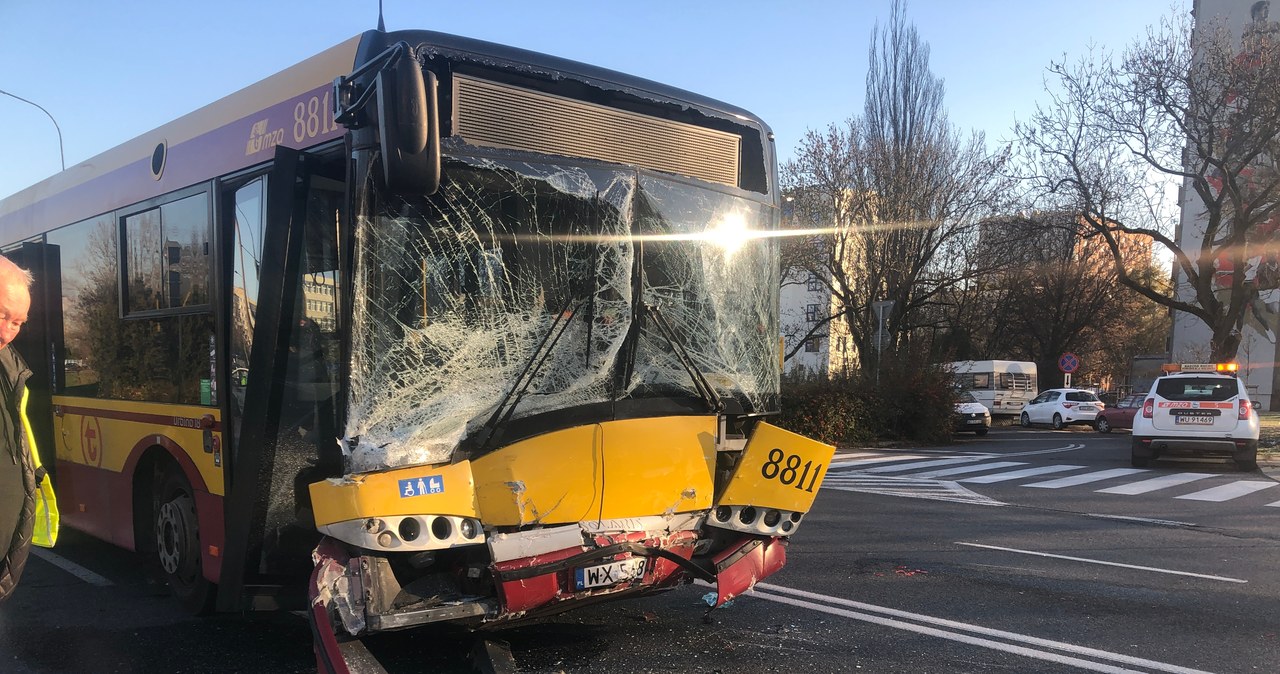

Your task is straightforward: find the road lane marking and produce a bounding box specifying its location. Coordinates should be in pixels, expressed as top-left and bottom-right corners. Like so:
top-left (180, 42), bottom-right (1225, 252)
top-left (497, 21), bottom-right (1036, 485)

top-left (861, 457), bottom-right (984, 473)
top-left (958, 465), bottom-right (1084, 483)
top-left (747, 582), bottom-right (1214, 674)
top-left (1023, 468), bottom-right (1148, 488)
top-left (907, 461), bottom-right (1027, 479)
top-left (1002, 443), bottom-right (1086, 457)
top-left (955, 542), bottom-right (1247, 583)
top-left (828, 454), bottom-right (930, 469)
top-left (1174, 480), bottom-right (1278, 502)
top-left (1084, 514), bottom-right (1198, 527)
top-left (29, 548), bottom-right (113, 586)
top-left (823, 475), bottom-right (1005, 506)
top-left (1095, 473), bottom-right (1216, 495)
top-left (831, 452), bottom-right (882, 460)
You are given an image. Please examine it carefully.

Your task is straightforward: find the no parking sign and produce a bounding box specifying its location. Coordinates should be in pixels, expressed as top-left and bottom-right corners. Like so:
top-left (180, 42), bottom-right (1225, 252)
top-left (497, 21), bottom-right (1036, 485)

top-left (1058, 352), bottom-right (1080, 386)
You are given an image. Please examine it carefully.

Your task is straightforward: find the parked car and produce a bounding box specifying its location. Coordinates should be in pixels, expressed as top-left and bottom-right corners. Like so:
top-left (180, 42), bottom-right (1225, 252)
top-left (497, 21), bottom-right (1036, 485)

top-left (1019, 388), bottom-right (1103, 429)
top-left (1094, 393), bottom-right (1145, 433)
top-left (954, 391), bottom-right (992, 435)
top-left (1130, 363), bottom-right (1260, 470)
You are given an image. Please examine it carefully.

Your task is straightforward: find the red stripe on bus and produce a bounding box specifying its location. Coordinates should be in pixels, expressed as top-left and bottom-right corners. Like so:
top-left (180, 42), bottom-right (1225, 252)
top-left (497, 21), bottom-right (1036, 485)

top-left (55, 434), bottom-right (225, 584)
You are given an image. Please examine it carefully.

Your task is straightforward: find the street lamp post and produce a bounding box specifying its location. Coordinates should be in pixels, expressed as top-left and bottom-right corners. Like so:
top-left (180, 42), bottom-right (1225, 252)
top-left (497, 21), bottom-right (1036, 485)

top-left (872, 300), bottom-right (894, 386)
top-left (0, 88), bottom-right (66, 172)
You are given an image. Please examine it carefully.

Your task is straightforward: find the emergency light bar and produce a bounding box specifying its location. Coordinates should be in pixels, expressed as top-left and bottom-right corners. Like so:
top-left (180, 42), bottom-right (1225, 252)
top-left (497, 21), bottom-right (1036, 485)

top-left (1160, 363), bottom-right (1239, 373)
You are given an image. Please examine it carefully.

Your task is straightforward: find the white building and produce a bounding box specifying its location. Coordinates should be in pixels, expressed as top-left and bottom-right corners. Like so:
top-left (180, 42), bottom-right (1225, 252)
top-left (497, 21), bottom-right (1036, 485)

top-left (1171, 0), bottom-right (1280, 408)
top-left (780, 271), bottom-right (832, 378)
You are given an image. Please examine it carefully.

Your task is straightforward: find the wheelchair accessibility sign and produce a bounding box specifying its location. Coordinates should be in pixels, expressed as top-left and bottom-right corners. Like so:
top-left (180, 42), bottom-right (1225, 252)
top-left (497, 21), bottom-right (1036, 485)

top-left (399, 475), bottom-right (445, 497)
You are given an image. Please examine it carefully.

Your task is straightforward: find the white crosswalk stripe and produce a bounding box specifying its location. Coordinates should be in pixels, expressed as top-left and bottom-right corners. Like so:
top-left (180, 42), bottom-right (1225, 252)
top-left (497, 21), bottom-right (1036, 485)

top-left (957, 465), bottom-right (1084, 483)
top-left (824, 453), bottom-right (1280, 507)
top-left (1023, 468), bottom-right (1149, 489)
top-left (829, 454), bottom-right (930, 469)
top-left (907, 461), bottom-right (1027, 479)
top-left (1096, 472), bottom-right (1216, 495)
top-left (823, 474), bottom-right (1004, 506)
top-left (1174, 481), bottom-right (1278, 502)
top-left (860, 457), bottom-right (986, 474)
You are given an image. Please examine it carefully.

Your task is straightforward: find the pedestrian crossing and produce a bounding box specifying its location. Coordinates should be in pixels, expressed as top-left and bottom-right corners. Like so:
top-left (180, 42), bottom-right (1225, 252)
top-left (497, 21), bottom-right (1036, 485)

top-left (825, 451), bottom-right (1280, 508)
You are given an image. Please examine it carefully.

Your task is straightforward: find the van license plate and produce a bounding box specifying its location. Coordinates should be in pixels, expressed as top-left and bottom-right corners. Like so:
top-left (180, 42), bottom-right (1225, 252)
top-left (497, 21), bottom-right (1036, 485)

top-left (574, 558), bottom-right (646, 590)
top-left (1175, 416), bottom-right (1214, 425)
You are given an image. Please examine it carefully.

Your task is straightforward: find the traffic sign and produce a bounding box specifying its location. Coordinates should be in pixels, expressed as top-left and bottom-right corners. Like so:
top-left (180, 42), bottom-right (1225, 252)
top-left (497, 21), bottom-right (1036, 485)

top-left (1058, 352), bottom-right (1080, 374)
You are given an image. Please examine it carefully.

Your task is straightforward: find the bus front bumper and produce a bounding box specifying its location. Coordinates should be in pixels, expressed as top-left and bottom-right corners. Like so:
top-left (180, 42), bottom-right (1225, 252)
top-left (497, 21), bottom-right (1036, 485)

top-left (308, 528), bottom-right (787, 645)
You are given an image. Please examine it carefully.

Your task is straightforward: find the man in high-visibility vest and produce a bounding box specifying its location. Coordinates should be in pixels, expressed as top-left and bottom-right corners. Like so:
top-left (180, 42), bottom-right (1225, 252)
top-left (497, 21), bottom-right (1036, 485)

top-left (0, 255), bottom-right (57, 604)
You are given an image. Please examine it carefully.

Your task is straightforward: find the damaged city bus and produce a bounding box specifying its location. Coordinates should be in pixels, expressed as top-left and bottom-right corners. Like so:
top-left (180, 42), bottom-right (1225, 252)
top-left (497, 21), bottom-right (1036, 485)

top-left (0, 28), bottom-right (833, 669)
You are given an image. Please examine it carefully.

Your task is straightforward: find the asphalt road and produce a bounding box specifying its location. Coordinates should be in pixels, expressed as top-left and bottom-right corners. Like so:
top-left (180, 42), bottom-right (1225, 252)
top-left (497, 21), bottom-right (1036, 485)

top-left (3, 423), bottom-right (1278, 673)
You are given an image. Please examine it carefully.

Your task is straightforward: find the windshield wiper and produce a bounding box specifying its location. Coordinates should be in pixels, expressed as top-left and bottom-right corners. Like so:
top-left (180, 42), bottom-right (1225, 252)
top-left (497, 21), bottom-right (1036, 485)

top-left (643, 303), bottom-right (723, 413)
top-left (474, 296), bottom-right (584, 452)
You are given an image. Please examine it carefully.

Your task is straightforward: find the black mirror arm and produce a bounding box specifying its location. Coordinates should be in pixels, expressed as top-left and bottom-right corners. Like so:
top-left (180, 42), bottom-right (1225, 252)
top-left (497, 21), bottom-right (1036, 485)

top-left (333, 42), bottom-right (408, 127)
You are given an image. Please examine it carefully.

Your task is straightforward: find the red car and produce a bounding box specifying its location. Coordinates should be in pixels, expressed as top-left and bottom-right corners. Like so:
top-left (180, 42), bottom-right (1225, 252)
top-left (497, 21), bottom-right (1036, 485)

top-left (1094, 394), bottom-right (1145, 432)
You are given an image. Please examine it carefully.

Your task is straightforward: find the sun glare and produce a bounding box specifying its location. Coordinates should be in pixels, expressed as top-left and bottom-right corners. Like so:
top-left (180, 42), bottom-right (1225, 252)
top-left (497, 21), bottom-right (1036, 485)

top-left (705, 212), bottom-right (750, 255)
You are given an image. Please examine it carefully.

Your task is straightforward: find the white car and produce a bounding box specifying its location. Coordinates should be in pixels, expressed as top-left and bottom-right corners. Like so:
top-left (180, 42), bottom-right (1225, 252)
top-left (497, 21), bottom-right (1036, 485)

top-left (1019, 388), bottom-right (1103, 429)
top-left (954, 391), bottom-right (992, 435)
top-left (1130, 364), bottom-right (1260, 470)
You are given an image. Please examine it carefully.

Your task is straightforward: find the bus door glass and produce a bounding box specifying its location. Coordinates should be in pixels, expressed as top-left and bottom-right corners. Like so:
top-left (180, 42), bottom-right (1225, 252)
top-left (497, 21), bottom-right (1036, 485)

top-left (220, 148), bottom-right (345, 608)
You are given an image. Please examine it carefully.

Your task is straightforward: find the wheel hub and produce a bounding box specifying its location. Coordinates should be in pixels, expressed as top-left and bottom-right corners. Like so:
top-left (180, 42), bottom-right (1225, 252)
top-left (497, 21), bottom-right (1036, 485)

top-left (157, 496), bottom-right (196, 576)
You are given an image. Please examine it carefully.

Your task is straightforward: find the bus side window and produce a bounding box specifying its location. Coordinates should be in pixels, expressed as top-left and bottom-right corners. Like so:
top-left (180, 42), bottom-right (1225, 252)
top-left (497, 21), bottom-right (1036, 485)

top-left (47, 213), bottom-right (117, 398)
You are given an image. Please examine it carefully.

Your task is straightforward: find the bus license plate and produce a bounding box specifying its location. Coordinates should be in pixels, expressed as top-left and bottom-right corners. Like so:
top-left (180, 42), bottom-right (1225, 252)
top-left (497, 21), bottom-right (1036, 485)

top-left (574, 557), bottom-right (646, 590)
top-left (1175, 416), bottom-right (1214, 425)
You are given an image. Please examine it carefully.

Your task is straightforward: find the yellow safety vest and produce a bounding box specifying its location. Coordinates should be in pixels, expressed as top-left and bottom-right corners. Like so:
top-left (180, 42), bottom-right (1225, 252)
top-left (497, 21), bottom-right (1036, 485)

top-left (22, 389), bottom-right (58, 548)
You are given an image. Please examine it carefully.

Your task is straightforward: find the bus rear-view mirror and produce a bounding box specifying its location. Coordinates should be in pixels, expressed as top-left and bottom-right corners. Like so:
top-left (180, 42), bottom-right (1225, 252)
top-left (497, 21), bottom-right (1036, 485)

top-left (375, 51), bottom-right (440, 195)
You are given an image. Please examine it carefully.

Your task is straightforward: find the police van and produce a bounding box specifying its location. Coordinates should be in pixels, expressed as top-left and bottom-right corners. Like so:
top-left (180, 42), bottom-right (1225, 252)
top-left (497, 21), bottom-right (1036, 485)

top-left (1130, 363), bottom-right (1260, 470)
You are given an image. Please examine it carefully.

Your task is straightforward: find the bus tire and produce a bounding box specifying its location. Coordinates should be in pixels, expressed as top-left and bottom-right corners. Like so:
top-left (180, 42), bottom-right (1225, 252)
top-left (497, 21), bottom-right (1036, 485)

top-left (155, 468), bottom-right (215, 614)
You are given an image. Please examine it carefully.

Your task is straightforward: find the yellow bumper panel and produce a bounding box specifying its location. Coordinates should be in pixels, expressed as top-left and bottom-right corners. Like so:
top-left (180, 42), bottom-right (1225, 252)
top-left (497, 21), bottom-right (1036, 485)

top-left (310, 460), bottom-right (479, 527)
top-left (470, 416), bottom-right (717, 527)
top-left (599, 416), bottom-right (715, 518)
top-left (718, 422), bottom-right (835, 513)
top-left (471, 424), bottom-right (603, 527)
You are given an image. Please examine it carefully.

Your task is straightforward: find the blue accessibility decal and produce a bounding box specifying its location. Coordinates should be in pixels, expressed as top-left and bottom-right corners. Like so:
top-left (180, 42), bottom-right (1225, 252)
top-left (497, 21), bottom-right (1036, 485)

top-left (398, 475), bottom-right (445, 498)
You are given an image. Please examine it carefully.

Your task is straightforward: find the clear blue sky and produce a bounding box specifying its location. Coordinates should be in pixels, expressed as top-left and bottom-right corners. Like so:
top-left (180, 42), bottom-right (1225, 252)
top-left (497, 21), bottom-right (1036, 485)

top-left (0, 0), bottom-right (1184, 200)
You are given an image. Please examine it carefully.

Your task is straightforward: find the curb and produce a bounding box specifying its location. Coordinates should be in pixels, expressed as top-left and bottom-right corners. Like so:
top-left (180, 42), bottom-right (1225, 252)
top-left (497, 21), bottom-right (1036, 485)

top-left (1260, 460), bottom-right (1280, 483)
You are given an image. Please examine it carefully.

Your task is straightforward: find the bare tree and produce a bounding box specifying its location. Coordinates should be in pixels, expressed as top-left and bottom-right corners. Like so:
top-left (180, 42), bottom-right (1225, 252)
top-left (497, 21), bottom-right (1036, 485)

top-left (1017, 8), bottom-right (1280, 361)
top-left (781, 0), bottom-right (1008, 368)
top-left (981, 213), bottom-right (1170, 388)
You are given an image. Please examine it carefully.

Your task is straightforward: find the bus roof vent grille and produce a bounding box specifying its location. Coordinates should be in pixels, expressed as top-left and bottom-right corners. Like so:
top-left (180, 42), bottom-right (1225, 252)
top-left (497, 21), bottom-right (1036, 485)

top-left (452, 75), bottom-right (741, 188)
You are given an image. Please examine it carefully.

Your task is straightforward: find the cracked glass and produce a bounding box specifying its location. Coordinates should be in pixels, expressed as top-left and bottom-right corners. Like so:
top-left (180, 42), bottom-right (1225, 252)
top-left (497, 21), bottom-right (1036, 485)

top-left (345, 156), bottom-right (779, 472)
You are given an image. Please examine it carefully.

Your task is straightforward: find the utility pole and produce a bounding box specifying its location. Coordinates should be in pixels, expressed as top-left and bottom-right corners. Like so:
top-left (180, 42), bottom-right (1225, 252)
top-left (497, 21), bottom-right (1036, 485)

top-left (1, 88), bottom-right (66, 172)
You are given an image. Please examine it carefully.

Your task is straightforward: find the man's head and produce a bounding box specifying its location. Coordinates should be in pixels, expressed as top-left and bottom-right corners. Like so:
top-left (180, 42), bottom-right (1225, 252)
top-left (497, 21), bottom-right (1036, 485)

top-left (0, 256), bottom-right (32, 353)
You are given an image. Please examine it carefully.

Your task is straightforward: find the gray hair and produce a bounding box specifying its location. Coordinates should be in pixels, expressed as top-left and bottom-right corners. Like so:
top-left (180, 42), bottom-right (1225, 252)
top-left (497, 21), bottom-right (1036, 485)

top-left (0, 255), bottom-right (33, 289)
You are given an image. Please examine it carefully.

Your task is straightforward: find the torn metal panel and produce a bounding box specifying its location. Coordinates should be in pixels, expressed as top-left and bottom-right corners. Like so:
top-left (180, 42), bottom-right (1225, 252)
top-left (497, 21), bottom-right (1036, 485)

top-left (578, 513), bottom-right (703, 535)
top-left (710, 537), bottom-right (787, 608)
top-left (487, 524), bottom-right (583, 564)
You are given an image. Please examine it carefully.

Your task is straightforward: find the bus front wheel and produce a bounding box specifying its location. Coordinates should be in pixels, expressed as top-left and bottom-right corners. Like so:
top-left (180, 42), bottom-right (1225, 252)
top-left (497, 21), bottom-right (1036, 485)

top-left (155, 468), bottom-right (215, 614)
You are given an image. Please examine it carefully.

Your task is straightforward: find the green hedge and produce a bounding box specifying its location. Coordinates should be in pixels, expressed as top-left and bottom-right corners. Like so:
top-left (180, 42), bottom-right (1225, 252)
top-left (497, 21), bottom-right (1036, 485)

top-left (777, 354), bottom-right (957, 447)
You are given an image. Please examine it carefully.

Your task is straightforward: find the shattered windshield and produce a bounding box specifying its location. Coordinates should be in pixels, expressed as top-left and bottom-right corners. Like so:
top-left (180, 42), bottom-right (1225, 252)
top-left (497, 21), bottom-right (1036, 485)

top-left (344, 156), bottom-right (779, 472)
